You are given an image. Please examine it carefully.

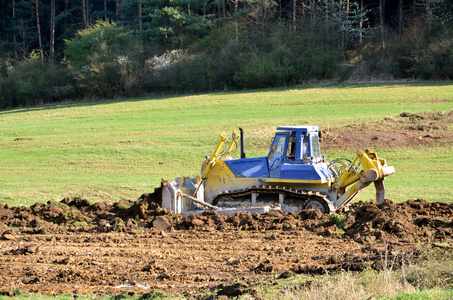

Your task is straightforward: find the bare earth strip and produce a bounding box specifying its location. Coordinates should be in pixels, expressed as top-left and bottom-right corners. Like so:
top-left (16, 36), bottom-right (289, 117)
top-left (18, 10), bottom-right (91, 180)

top-left (1, 198), bottom-right (452, 297)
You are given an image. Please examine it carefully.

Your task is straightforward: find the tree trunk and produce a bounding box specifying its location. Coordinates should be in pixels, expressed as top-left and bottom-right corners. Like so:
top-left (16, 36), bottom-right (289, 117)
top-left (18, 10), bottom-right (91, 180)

top-left (217, 0), bottom-right (220, 18)
top-left (86, 0), bottom-right (90, 26)
top-left (36, 0), bottom-right (44, 64)
top-left (301, 0), bottom-right (304, 17)
top-left (104, 0), bottom-right (107, 21)
top-left (138, 0), bottom-right (142, 30)
top-left (12, 0), bottom-right (17, 60)
top-left (340, 0), bottom-right (344, 60)
top-left (425, 0), bottom-right (432, 25)
top-left (50, 0), bottom-right (55, 63)
top-left (379, 0), bottom-right (385, 51)
top-left (292, 0), bottom-right (296, 31)
top-left (359, 0), bottom-right (363, 50)
top-left (398, 0), bottom-right (403, 36)
top-left (325, 0), bottom-right (329, 40)
top-left (82, 0), bottom-right (87, 28)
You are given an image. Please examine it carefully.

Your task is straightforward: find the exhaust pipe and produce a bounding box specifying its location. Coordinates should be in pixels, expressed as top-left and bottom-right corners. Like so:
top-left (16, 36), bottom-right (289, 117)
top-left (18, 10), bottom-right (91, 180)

top-left (239, 127), bottom-right (246, 158)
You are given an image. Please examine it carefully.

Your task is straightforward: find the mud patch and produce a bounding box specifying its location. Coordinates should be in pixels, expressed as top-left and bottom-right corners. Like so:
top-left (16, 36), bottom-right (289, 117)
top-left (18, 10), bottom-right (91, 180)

top-left (321, 111), bottom-right (453, 150)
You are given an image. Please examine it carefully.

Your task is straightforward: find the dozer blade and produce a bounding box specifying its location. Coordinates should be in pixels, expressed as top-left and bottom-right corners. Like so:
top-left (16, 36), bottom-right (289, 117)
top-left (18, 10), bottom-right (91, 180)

top-left (161, 177), bottom-right (284, 216)
top-left (161, 176), bottom-right (203, 213)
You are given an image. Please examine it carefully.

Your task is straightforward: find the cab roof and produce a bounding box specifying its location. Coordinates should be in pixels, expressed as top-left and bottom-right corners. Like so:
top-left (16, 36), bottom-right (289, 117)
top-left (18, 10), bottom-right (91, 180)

top-left (276, 126), bottom-right (318, 133)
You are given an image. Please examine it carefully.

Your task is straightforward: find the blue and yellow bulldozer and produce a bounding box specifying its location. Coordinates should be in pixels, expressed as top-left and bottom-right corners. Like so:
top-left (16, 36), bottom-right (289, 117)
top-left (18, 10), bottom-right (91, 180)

top-left (162, 126), bottom-right (395, 216)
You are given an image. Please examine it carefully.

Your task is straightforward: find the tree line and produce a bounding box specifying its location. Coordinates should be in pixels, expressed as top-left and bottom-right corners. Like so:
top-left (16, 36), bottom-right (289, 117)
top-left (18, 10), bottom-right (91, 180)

top-left (1, 0), bottom-right (452, 109)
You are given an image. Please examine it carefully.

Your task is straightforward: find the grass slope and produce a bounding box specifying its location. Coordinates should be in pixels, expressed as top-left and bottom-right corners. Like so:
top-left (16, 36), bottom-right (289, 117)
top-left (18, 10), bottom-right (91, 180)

top-left (0, 82), bottom-right (452, 206)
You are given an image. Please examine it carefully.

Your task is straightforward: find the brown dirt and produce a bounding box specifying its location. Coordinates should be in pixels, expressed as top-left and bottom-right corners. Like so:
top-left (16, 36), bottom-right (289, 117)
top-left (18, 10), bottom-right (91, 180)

top-left (1, 191), bottom-right (452, 297)
top-left (321, 110), bottom-right (453, 150)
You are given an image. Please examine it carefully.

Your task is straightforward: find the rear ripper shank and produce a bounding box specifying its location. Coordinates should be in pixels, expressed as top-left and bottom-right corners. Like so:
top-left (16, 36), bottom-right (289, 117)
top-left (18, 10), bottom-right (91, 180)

top-left (162, 126), bottom-right (395, 216)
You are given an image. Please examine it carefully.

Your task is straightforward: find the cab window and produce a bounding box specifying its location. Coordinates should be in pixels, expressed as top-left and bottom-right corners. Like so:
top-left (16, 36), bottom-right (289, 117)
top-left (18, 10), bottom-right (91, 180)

top-left (268, 134), bottom-right (287, 170)
top-left (286, 134), bottom-right (296, 160)
top-left (310, 133), bottom-right (322, 161)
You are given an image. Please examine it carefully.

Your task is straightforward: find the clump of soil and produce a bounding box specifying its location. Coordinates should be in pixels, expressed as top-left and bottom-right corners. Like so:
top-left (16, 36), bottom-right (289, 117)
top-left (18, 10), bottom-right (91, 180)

top-left (1, 189), bottom-right (451, 245)
top-left (1, 192), bottom-right (452, 297)
top-left (321, 110), bottom-right (453, 150)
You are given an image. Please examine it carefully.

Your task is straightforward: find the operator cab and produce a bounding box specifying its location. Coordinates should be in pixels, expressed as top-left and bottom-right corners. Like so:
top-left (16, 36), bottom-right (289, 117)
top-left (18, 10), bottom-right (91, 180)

top-left (268, 126), bottom-right (328, 180)
top-left (268, 126), bottom-right (321, 165)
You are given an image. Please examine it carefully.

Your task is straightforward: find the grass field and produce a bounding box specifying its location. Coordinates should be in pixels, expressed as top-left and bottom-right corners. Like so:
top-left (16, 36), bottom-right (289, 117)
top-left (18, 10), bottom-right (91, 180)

top-left (0, 81), bottom-right (452, 206)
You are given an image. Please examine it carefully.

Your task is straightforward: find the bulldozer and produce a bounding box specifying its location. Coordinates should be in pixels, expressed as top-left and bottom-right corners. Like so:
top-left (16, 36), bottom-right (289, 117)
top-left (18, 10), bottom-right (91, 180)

top-left (162, 126), bottom-right (395, 216)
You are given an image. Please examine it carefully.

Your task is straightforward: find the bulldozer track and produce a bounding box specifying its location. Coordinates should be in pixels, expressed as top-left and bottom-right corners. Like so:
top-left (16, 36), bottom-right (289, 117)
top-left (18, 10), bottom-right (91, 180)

top-left (212, 185), bottom-right (330, 209)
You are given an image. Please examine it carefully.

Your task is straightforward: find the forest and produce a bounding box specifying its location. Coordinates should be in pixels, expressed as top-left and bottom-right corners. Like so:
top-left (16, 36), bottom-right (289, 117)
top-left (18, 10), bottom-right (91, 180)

top-left (0, 0), bottom-right (452, 109)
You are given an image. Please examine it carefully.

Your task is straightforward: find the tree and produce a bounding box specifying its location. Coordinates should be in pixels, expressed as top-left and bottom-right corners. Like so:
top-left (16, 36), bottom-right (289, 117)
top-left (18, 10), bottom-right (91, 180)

top-left (35, 0), bottom-right (44, 63)
top-left (142, 0), bottom-right (211, 48)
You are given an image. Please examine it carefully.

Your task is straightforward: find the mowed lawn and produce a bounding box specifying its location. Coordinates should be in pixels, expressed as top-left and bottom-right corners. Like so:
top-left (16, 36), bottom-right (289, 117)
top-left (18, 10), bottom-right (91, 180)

top-left (0, 82), bottom-right (452, 206)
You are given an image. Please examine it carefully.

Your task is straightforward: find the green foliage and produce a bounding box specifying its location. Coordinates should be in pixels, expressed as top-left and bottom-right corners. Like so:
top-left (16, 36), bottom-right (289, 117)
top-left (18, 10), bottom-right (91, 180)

top-left (330, 213), bottom-right (348, 229)
top-left (387, 24), bottom-right (453, 80)
top-left (0, 54), bottom-right (75, 109)
top-left (231, 29), bottom-right (338, 89)
top-left (233, 52), bottom-right (290, 89)
top-left (65, 21), bottom-right (138, 68)
top-left (142, 0), bottom-right (210, 48)
top-left (63, 210), bottom-right (79, 221)
top-left (72, 221), bottom-right (88, 228)
top-left (118, 204), bottom-right (131, 210)
top-left (47, 200), bottom-right (70, 211)
top-left (64, 20), bottom-right (143, 98)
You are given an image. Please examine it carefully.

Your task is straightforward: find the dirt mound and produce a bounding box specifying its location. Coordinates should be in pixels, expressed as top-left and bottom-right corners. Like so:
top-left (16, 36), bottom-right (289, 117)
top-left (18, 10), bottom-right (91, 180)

top-left (1, 191), bottom-right (451, 244)
top-left (321, 110), bottom-right (453, 150)
top-left (345, 199), bottom-right (453, 243)
top-left (1, 194), bottom-right (452, 297)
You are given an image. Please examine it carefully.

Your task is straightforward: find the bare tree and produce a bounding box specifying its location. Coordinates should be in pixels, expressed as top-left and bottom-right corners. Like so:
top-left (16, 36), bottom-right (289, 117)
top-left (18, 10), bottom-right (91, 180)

top-left (398, 0), bottom-right (403, 36)
top-left (16, 21), bottom-right (32, 59)
top-left (82, 0), bottom-right (88, 28)
top-left (359, 0), bottom-right (363, 47)
top-left (379, 0), bottom-right (385, 50)
top-left (50, 0), bottom-right (55, 63)
top-left (36, 0), bottom-right (44, 63)
top-left (86, 0), bottom-right (90, 26)
top-left (138, 0), bottom-right (142, 30)
top-left (12, 0), bottom-right (17, 60)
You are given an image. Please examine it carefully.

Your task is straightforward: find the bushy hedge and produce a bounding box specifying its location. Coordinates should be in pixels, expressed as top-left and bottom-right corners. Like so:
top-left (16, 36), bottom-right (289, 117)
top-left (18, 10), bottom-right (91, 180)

top-left (0, 55), bottom-right (75, 109)
top-left (1, 21), bottom-right (452, 110)
top-left (389, 24), bottom-right (453, 80)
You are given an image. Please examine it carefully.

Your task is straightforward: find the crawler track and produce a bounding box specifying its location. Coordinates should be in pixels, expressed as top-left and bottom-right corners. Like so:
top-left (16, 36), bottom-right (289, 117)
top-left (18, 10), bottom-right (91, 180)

top-left (213, 185), bottom-right (330, 212)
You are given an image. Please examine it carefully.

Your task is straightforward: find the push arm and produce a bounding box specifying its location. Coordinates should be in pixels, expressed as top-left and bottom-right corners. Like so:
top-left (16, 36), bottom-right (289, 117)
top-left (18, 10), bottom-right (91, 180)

top-left (333, 149), bottom-right (395, 211)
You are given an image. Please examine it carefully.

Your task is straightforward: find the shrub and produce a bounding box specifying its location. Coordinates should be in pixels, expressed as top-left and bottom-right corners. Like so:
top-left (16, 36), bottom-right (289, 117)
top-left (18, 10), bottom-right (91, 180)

top-left (330, 213), bottom-right (348, 229)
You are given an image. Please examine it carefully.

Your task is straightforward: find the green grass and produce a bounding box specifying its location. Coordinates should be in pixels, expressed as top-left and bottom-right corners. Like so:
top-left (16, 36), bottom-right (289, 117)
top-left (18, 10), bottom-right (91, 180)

top-left (380, 289), bottom-right (453, 300)
top-left (239, 250), bottom-right (453, 300)
top-left (0, 81), bottom-right (452, 206)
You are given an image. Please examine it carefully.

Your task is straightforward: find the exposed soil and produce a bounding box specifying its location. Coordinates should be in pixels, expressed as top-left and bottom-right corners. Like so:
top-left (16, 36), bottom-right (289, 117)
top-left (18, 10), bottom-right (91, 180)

top-left (1, 110), bottom-right (452, 297)
top-left (321, 110), bottom-right (453, 150)
top-left (1, 192), bottom-right (452, 297)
